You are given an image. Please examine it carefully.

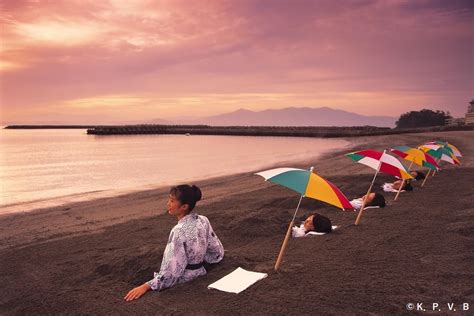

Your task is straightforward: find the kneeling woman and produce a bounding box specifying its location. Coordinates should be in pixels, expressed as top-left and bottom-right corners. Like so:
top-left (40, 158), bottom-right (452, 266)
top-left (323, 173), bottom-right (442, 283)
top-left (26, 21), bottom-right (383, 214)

top-left (124, 184), bottom-right (224, 301)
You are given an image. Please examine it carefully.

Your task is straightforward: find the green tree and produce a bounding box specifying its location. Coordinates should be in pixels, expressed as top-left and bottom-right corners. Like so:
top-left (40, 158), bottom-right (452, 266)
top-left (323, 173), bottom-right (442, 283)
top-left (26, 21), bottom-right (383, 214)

top-left (395, 109), bottom-right (452, 129)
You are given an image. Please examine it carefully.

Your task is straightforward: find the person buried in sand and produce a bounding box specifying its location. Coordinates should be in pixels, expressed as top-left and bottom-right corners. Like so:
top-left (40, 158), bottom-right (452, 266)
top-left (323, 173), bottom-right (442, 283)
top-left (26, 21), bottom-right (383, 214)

top-left (389, 171), bottom-right (425, 192)
top-left (292, 213), bottom-right (333, 237)
top-left (350, 192), bottom-right (386, 211)
top-left (124, 184), bottom-right (224, 302)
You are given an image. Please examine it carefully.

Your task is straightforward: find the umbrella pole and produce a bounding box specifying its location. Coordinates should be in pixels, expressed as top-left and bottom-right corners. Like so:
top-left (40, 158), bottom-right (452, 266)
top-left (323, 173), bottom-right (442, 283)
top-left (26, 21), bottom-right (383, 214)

top-left (394, 161), bottom-right (413, 201)
top-left (432, 158), bottom-right (440, 177)
top-left (421, 169), bottom-right (431, 187)
top-left (274, 194), bottom-right (304, 272)
top-left (355, 169), bottom-right (379, 225)
top-left (355, 149), bottom-right (385, 225)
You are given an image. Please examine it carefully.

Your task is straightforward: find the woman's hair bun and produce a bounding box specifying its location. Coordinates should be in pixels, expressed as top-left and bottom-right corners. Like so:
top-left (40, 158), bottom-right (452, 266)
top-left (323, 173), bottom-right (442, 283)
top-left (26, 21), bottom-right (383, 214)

top-left (192, 185), bottom-right (202, 201)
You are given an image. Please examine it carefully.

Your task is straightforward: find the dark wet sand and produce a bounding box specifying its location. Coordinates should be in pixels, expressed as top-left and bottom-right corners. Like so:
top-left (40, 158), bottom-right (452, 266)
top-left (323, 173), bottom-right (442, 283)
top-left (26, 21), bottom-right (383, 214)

top-left (0, 131), bottom-right (473, 315)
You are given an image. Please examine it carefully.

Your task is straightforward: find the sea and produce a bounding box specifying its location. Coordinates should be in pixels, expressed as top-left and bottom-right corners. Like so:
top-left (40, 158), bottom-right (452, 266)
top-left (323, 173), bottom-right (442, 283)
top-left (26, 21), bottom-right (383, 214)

top-left (0, 128), bottom-right (350, 214)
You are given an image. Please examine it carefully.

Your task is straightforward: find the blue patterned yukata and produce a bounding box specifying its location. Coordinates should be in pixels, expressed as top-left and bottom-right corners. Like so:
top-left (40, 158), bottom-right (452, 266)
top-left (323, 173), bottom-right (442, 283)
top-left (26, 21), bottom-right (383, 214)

top-left (146, 212), bottom-right (224, 291)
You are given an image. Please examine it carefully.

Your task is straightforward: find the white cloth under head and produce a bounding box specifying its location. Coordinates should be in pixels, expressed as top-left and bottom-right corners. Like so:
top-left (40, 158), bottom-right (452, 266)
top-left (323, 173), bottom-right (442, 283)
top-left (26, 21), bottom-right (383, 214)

top-left (350, 198), bottom-right (381, 211)
top-left (292, 223), bottom-right (339, 238)
top-left (207, 267), bottom-right (268, 294)
top-left (363, 206), bottom-right (381, 210)
top-left (383, 183), bottom-right (405, 193)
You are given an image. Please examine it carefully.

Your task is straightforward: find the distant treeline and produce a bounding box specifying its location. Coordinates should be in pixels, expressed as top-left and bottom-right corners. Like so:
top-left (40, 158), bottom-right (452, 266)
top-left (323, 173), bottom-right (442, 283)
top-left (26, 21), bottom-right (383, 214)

top-left (396, 109), bottom-right (452, 128)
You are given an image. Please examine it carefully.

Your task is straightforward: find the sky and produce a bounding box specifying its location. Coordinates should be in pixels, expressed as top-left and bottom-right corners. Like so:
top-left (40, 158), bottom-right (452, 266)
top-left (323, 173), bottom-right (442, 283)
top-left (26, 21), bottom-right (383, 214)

top-left (0, 0), bottom-right (473, 124)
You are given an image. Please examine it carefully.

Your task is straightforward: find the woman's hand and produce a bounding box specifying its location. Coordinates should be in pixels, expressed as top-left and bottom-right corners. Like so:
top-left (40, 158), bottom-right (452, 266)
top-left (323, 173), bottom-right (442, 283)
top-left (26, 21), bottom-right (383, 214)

top-left (124, 283), bottom-right (151, 302)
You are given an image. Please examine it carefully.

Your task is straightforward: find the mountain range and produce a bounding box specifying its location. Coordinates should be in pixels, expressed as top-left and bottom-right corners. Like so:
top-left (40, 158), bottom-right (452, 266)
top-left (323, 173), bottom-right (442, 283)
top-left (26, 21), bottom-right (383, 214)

top-left (150, 107), bottom-right (396, 127)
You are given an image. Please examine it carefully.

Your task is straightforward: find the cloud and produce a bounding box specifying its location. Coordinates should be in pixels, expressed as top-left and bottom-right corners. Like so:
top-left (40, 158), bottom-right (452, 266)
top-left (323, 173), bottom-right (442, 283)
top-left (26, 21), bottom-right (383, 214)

top-left (63, 95), bottom-right (156, 108)
top-left (0, 0), bottom-right (472, 124)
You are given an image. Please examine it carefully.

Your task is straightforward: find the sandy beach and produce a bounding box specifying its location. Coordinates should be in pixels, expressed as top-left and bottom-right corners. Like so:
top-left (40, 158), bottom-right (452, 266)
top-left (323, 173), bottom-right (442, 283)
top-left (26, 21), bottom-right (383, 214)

top-left (0, 131), bottom-right (472, 315)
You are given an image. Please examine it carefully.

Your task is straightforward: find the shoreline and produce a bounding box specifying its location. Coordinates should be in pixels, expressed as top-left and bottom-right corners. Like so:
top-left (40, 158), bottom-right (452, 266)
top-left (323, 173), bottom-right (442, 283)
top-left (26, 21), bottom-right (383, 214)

top-left (1, 131), bottom-right (470, 245)
top-left (0, 137), bottom-right (351, 215)
top-left (0, 130), bottom-right (472, 314)
top-left (0, 130), bottom-right (470, 250)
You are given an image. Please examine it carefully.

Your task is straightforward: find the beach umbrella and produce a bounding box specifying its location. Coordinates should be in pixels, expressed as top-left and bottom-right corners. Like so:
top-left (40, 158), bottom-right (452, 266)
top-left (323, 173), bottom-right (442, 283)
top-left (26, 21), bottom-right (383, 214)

top-left (418, 144), bottom-right (443, 186)
top-left (419, 143), bottom-right (459, 165)
top-left (391, 146), bottom-right (439, 170)
top-left (255, 166), bottom-right (352, 271)
top-left (390, 146), bottom-right (440, 200)
top-left (346, 149), bottom-right (413, 224)
top-left (427, 141), bottom-right (462, 158)
top-left (420, 143), bottom-right (460, 172)
top-left (444, 143), bottom-right (462, 158)
top-left (418, 143), bottom-right (460, 186)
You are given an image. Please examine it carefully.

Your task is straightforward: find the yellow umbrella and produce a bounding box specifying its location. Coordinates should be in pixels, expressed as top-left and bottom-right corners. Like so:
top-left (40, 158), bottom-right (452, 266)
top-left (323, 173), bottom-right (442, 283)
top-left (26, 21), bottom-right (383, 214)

top-left (255, 166), bottom-right (352, 271)
top-left (390, 146), bottom-right (440, 200)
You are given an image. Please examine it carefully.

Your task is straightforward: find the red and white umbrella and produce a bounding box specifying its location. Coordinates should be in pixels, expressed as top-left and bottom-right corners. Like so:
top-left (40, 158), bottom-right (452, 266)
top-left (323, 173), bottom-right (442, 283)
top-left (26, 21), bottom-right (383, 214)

top-left (346, 149), bottom-right (413, 224)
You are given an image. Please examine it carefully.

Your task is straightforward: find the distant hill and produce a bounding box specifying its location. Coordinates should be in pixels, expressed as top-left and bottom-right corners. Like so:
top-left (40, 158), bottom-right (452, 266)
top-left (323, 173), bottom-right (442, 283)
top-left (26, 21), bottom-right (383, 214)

top-left (3, 107), bottom-right (396, 127)
top-left (146, 118), bottom-right (173, 125)
top-left (174, 107), bottom-right (396, 127)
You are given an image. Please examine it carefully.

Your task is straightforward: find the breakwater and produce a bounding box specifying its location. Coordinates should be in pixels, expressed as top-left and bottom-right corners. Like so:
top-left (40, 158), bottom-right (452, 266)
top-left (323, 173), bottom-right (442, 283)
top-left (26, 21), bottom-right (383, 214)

top-left (4, 124), bottom-right (472, 137)
top-left (4, 125), bottom-right (96, 129)
top-left (85, 124), bottom-right (473, 137)
top-left (87, 125), bottom-right (389, 137)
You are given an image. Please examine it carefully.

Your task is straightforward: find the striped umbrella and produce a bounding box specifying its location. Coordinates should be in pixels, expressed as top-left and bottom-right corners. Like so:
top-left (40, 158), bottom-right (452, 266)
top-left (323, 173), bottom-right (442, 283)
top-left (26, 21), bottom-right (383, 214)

top-left (426, 141), bottom-right (462, 158)
top-left (347, 149), bottom-right (413, 179)
top-left (346, 149), bottom-right (413, 224)
top-left (255, 167), bottom-right (353, 210)
top-left (419, 143), bottom-right (460, 186)
top-left (391, 146), bottom-right (440, 170)
top-left (419, 144), bottom-right (460, 166)
top-left (389, 146), bottom-right (440, 200)
top-left (255, 166), bottom-right (352, 271)
top-left (444, 143), bottom-right (462, 158)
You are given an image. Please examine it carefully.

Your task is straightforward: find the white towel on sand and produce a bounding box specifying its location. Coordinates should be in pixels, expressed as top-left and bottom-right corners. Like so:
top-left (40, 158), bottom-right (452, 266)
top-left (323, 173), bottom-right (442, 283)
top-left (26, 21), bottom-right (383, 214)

top-left (363, 206), bottom-right (381, 210)
top-left (292, 223), bottom-right (339, 238)
top-left (207, 267), bottom-right (268, 294)
top-left (383, 183), bottom-right (404, 193)
top-left (350, 198), bottom-right (381, 211)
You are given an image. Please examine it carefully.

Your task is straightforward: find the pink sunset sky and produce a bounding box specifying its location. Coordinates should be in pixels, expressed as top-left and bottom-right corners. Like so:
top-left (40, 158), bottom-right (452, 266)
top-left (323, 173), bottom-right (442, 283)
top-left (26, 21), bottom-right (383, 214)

top-left (0, 0), bottom-right (473, 124)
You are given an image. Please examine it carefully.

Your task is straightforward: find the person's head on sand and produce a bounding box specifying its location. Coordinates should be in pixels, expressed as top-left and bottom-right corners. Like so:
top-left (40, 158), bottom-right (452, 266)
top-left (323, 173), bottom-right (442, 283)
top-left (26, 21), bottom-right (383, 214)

top-left (410, 171), bottom-right (425, 181)
top-left (363, 192), bottom-right (386, 208)
top-left (403, 180), bottom-right (414, 191)
top-left (303, 213), bottom-right (332, 233)
top-left (167, 184), bottom-right (202, 219)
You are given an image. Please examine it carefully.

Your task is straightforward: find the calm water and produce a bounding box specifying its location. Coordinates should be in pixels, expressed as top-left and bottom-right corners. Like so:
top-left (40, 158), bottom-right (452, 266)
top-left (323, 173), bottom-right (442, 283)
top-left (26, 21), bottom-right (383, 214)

top-left (0, 129), bottom-right (349, 213)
